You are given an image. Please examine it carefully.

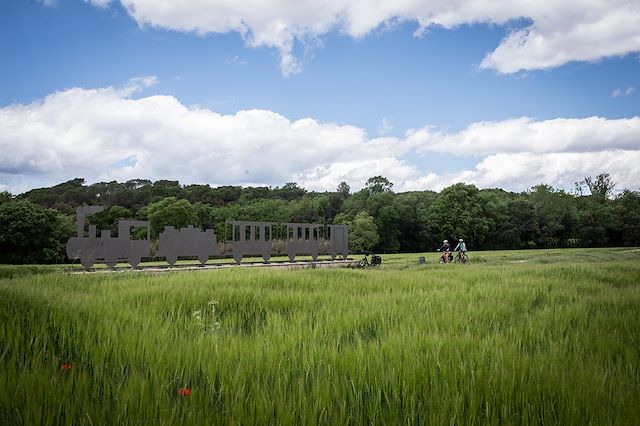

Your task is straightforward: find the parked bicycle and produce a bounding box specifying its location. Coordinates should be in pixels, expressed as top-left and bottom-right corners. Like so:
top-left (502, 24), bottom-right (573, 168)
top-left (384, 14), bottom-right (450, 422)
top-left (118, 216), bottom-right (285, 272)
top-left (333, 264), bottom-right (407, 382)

top-left (358, 252), bottom-right (382, 268)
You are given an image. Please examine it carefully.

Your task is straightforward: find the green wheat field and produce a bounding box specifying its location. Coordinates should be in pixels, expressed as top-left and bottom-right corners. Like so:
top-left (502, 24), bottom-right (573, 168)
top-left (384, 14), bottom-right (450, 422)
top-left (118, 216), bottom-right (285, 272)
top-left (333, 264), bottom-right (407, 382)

top-left (1, 248), bottom-right (639, 424)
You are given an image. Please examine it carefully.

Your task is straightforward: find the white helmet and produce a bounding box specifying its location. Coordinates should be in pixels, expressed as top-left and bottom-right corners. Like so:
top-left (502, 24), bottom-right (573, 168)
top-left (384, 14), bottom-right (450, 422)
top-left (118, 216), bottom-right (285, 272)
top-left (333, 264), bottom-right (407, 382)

top-left (459, 239), bottom-right (464, 242)
top-left (443, 240), bottom-right (448, 243)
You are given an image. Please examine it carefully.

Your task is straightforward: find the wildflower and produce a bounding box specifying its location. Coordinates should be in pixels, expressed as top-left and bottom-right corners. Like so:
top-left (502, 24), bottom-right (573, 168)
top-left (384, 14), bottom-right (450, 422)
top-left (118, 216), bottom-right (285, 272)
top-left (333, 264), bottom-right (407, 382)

top-left (178, 387), bottom-right (192, 396)
top-left (61, 363), bottom-right (73, 371)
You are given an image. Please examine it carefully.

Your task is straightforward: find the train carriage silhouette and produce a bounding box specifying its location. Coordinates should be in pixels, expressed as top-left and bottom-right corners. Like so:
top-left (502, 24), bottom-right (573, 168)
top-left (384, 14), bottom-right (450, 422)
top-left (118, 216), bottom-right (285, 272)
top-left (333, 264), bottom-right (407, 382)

top-left (283, 223), bottom-right (321, 261)
top-left (66, 206), bottom-right (151, 270)
top-left (227, 221), bottom-right (275, 264)
top-left (327, 224), bottom-right (349, 260)
top-left (157, 225), bottom-right (219, 265)
top-left (67, 206), bottom-right (348, 269)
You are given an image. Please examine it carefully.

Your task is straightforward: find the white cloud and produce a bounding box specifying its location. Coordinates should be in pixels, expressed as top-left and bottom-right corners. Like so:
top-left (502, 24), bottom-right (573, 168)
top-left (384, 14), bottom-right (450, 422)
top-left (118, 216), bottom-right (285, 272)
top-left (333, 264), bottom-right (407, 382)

top-left (225, 55), bottom-right (249, 66)
top-left (128, 75), bottom-right (158, 89)
top-left (406, 116), bottom-right (640, 156)
top-left (85, 0), bottom-right (640, 74)
top-left (398, 151), bottom-right (640, 193)
top-left (378, 118), bottom-right (394, 135)
top-left (1, 81), bottom-right (639, 195)
top-left (0, 79), bottom-right (415, 193)
top-left (85, 0), bottom-right (111, 8)
top-left (612, 86), bottom-right (636, 97)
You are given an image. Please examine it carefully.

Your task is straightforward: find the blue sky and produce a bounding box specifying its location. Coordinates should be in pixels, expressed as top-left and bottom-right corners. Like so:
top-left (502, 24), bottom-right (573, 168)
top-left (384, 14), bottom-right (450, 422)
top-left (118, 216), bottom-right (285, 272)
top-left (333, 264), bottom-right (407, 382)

top-left (1, 0), bottom-right (639, 194)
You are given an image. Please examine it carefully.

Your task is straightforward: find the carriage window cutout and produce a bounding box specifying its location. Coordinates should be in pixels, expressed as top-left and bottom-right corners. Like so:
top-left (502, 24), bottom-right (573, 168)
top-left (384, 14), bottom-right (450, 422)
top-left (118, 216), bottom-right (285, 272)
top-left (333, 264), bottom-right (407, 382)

top-left (130, 225), bottom-right (148, 240)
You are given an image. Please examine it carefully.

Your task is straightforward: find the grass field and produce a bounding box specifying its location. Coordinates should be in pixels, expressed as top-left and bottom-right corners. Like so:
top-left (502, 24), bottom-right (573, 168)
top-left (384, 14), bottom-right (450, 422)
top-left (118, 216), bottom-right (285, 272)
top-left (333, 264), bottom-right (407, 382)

top-left (1, 248), bottom-right (639, 424)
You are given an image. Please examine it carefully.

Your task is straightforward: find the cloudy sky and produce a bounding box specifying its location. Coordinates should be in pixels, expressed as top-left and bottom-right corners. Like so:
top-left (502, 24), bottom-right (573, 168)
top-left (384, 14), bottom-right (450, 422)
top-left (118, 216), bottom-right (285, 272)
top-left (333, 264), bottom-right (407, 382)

top-left (1, 0), bottom-right (639, 194)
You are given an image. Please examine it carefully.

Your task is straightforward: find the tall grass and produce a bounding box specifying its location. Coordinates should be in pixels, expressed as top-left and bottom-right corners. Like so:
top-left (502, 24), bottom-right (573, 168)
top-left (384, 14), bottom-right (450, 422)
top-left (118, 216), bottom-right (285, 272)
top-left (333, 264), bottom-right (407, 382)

top-left (1, 248), bottom-right (639, 424)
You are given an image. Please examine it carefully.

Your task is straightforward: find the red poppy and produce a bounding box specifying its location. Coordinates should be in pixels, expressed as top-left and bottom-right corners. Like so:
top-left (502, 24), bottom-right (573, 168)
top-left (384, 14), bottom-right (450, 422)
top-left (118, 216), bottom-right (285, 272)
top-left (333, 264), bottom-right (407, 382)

top-left (178, 387), bottom-right (192, 396)
top-left (61, 363), bottom-right (73, 371)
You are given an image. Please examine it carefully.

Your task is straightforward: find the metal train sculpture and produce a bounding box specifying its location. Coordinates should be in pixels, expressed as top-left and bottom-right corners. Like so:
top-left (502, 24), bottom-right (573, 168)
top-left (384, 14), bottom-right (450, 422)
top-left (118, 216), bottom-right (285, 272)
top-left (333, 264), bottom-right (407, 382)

top-left (66, 206), bottom-right (349, 270)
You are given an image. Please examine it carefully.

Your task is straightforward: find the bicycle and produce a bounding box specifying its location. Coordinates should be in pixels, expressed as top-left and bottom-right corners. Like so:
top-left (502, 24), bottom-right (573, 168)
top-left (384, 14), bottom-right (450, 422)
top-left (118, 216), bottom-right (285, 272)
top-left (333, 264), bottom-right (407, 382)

top-left (438, 250), bottom-right (453, 263)
top-left (358, 252), bottom-right (382, 268)
top-left (454, 251), bottom-right (468, 264)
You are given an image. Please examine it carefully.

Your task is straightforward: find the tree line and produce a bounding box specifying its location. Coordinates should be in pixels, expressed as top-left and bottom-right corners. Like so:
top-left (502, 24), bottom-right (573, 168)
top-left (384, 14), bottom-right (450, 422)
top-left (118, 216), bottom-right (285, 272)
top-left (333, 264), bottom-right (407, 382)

top-left (0, 174), bottom-right (638, 264)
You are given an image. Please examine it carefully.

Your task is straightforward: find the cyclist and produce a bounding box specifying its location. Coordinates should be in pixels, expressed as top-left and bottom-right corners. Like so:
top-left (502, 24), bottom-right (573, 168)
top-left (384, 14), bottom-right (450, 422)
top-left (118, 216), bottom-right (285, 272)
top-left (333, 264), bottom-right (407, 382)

top-left (454, 238), bottom-right (467, 258)
top-left (438, 239), bottom-right (451, 263)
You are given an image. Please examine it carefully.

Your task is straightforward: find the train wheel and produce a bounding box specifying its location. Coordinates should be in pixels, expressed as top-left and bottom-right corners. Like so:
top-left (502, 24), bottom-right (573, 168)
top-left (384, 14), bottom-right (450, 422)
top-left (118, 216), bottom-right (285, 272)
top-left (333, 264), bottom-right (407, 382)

top-left (105, 260), bottom-right (117, 269)
top-left (199, 255), bottom-right (208, 265)
top-left (81, 257), bottom-right (94, 271)
top-left (262, 254), bottom-right (271, 264)
top-left (129, 257), bottom-right (141, 268)
top-left (233, 254), bottom-right (243, 264)
top-left (166, 256), bottom-right (177, 266)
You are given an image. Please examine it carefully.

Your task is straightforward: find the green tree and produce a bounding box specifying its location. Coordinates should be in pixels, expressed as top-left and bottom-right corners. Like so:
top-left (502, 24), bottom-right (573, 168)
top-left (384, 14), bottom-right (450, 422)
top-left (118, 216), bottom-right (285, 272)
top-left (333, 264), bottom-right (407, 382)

top-left (275, 182), bottom-right (307, 201)
top-left (88, 205), bottom-right (133, 235)
top-left (289, 195), bottom-right (322, 223)
top-left (150, 180), bottom-right (184, 201)
top-left (349, 211), bottom-right (379, 253)
top-left (426, 183), bottom-right (490, 249)
top-left (211, 186), bottom-right (242, 204)
top-left (0, 200), bottom-right (74, 263)
top-left (240, 199), bottom-right (291, 222)
top-left (529, 184), bottom-right (577, 247)
top-left (575, 195), bottom-right (616, 247)
top-left (325, 192), bottom-right (345, 223)
top-left (365, 176), bottom-right (393, 194)
top-left (184, 184), bottom-right (217, 205)
top-left (0, 191), bottom-right (13, 205)
top-left (504, 198), bottom-right (538, 248)
top-left (20, 178), bottom-right (94, 209)
top-left (397, 191), bottom-right (438, 252)
top-left (585, 173), bottom-right (615, 201)
top-left (239, 186), bottom-right (274, 202)
top-left (365, 191), bottom-right (399, 252)
top-left (614, 190), bottom-right (640, 246)
top-left (146, 197), bottom-right (198, 238)
top-left (336, 181), bottom-right (350, 198)
top-left (333, 212), bottom-right (352, 226)
top-left (193, 202), bottom-right (216, 229)
top-left (478, 189), bottom-right (511, 248)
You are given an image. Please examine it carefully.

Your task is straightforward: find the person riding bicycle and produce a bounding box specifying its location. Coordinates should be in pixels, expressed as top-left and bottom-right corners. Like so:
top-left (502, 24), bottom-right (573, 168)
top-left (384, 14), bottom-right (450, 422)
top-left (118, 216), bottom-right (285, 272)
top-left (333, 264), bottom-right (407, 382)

top-left (454, 238), bottom-right (467, 256)
top-left (438, 239), bottom-right (451, 263)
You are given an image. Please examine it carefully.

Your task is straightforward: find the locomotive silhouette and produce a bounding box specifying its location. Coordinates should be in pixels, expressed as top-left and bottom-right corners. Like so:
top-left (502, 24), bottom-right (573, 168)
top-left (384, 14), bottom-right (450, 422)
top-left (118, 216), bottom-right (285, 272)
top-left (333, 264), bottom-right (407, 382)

top-left (67, 206), bottom-right (349, 270)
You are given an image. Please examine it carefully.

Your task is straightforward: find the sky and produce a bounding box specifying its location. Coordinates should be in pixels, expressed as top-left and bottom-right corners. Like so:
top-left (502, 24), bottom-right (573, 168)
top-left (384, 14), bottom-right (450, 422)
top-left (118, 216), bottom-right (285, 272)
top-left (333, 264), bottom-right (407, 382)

top-left (1, 0), bottom-right (639, 195)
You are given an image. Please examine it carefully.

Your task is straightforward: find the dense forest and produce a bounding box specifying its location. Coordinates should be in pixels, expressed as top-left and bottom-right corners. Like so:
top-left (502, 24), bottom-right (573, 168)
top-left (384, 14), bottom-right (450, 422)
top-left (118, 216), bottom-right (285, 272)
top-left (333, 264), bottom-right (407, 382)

top-left (0, 174), bottom-right (638, 264)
